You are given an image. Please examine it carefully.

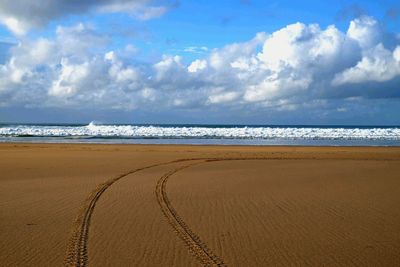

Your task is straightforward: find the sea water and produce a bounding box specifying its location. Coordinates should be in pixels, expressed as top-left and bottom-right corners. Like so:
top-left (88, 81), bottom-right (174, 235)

top-left (0, 122), bottom-right (399, 146)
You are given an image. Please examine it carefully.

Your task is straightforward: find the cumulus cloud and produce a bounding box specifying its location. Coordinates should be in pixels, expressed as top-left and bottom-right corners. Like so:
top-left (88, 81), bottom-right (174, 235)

top-left (0, 0), bottom-right (173, 35)
top-left (333, 44), bottom-right (400, 85)
top-left (187, 59), bottom-right (207, 73)
top-left (50, 59), bottom-right (90, 97)
top-left (185, 15), bottom-right (399, 108)
top-left (0, 16), bottom-right (399, 117)
top-left (347, 16), bottom-right (382, 49)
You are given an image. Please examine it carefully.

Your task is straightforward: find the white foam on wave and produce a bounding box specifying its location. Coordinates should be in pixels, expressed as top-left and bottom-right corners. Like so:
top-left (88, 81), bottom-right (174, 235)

top-left (0, 124), bottom-right (399, 140)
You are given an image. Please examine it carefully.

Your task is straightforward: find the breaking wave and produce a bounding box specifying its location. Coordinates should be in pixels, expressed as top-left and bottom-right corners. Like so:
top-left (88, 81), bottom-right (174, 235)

top-left (0, 122), bottom-right (399, 140)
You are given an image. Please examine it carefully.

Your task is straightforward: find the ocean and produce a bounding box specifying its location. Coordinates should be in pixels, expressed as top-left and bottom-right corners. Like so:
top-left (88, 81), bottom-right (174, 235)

top-left (1, 122), bottom-right (400, 146)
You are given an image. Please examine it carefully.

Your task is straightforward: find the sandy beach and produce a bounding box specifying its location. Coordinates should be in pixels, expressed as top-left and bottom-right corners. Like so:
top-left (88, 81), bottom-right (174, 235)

top-left (1, 143), bottom-right (400, 266)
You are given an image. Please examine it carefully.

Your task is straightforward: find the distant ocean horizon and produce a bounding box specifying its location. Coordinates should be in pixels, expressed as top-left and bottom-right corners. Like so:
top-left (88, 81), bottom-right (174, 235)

top-left (1, 122), bottom-right (400, 146)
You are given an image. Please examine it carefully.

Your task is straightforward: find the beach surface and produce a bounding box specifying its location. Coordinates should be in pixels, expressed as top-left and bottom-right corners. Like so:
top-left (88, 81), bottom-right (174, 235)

top-left (1, 143), bottom-right (400, 266)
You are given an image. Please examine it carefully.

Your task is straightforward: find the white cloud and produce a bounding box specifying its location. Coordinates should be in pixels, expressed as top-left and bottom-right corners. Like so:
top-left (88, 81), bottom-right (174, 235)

top-left (0, 16), bottom-right (29, 35)
top-left (0, 16), bottom-right (399, 115)
top-left (257, 22), bottom-right (357, 72)
top-left (141, 87), bottom-right (155, 98)
top-left (153, 55), bottom-right (185, 81)
top-left (1, 57), bottom-right (29, 84)
top-left (55, 23), bottom-right (109, 58)
top-left (105, 51), bottom-right (140, 84)
top-left (188, 59), bottom-right (207, 73)
top-left (208, 91), bottom-right (240, 104)
top-left (333, 44), bottom-right (400, 85)
top-left (244, 74), bottom-right (312, 102)
top-left (183, 46), bottom-right (209, 54)
top-left (49, 59), bottom-right (89, 97)
top-left (347, 16), bottom-right (381, 49)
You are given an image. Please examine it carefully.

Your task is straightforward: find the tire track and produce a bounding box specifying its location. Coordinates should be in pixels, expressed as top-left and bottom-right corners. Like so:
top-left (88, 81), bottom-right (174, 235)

top-left (64, 158), bottom-right (204, 267)
top-left (155, 162), bottom-right (226, 267)
top-left (65, 156), bottom-right (309, 266)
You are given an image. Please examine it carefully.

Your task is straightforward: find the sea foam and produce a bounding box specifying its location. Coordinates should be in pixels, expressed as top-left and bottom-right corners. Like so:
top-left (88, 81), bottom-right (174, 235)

top-left (0, 123), bottom-right (399, 140)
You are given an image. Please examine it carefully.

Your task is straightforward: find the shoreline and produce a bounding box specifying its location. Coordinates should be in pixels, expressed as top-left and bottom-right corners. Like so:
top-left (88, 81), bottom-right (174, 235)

top-left (2, 139), bottom-right (400, 147)
top-left (2, 141), bottom-right (400, 148)
top-left (0, 141), bottom-right (399, 148)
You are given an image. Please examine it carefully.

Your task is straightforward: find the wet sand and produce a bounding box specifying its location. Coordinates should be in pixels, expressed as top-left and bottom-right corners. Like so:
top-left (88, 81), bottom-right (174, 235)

top-left (1, 143), bottom-right (400, 266)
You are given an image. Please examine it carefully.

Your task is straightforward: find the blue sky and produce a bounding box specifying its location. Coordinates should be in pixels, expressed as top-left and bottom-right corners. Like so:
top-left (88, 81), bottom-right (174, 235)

top-left (0, 0), bottom-right (399, 124)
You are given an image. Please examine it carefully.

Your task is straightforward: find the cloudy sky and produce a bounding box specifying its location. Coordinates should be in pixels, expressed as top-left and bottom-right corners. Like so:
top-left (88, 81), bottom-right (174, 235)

top-left (0, 0), bottom-right (399, 125)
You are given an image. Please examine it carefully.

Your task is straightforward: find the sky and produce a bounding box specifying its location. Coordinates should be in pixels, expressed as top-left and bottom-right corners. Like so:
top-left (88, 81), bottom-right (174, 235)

top-left (0, 0), bottom-right (399, 125)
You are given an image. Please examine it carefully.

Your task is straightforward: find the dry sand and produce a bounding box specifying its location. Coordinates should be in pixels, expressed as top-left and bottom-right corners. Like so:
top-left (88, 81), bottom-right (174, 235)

top-left (0, 143), bottom-right (400, 266)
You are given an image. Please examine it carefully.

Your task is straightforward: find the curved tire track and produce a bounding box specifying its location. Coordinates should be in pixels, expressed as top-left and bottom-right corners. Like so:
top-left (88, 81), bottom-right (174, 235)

top-left (65, 157), bottom-right (278, 266)
top-left (64, 158), bottom-right (204, 267)
top-left (155, 162), bottom-right (226, 267)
